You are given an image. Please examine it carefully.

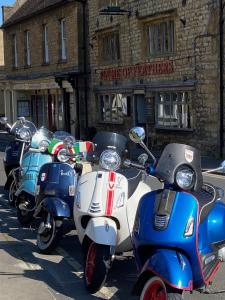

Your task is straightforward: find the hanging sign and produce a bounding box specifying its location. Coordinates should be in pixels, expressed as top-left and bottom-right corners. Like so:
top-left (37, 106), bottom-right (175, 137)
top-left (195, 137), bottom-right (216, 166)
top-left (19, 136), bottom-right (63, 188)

top-left (100, 60), bottom-right (173, 81)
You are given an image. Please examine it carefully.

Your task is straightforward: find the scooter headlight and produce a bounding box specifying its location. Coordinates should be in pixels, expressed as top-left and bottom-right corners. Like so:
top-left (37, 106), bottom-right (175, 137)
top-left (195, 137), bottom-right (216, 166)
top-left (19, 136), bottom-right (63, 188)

top-left (99, 150), bottom-right (121, 171)
top-left (39, 140), bottom-right (49, 152)
top-left (175, 167), bottom-right (195, 190)
top-left (57, 148), bottom-right (70, 162)
top-left (18, 128), bottom-right (31, 141)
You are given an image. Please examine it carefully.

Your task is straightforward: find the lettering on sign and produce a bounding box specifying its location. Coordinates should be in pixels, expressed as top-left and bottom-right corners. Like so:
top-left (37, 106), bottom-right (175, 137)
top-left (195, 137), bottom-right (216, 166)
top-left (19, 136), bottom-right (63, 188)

top-left (100, 60), bottom-right (174, 81)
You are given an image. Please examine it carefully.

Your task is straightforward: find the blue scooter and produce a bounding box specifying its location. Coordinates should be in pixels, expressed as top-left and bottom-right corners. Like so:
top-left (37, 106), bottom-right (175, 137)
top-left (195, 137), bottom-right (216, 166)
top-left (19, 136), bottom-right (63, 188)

top-left (126, 127), bottom-right (225, 300)
top-left (16, 126), bottom-right (53, 224)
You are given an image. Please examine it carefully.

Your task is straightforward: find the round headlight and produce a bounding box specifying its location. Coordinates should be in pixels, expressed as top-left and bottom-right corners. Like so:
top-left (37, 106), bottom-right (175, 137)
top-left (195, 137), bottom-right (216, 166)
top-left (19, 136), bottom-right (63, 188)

top-left (99, 150), bottom-right (121, 171)
top-left (18, 128), bottom-right (31, 141)
top-left (57, 148), bottom-right (70, 162)
top-left (64, 136), bottom-right (75, 148)
top-left (39, 140), bottom-right (49, 152)
top-left (176, 167), bottom-right (195, 190)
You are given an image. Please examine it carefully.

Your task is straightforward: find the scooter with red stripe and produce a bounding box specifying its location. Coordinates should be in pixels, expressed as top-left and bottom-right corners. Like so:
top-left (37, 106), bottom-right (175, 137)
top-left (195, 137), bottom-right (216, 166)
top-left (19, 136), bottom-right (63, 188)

top-left (73, 131), bottom-right (153, 293)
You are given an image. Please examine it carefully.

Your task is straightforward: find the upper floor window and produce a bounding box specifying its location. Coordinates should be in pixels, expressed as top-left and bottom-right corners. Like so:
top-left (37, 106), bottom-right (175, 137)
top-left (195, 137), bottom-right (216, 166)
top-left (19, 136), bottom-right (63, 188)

top-left (60, 19), bottom-right (67, 61)
top-left (99, 0), bottom-right (118, 8)
top-left (12, 34), bottom-right (18, 68)
top-left (24, 30), bottom-right (31, 66)
top-left (156, 91), bottom-right (191, 129)
top-left (43, 24), bottom-right (49, 64)
top-left (146, 20), bottom-right (175, 57)
top-left (99, 31), bottom-right (120, 64)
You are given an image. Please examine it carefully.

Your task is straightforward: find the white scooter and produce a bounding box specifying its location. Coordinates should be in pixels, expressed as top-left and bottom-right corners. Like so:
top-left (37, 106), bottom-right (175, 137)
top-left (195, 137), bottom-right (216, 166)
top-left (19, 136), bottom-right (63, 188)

top-left (73, 132), bottom-right (154, 293)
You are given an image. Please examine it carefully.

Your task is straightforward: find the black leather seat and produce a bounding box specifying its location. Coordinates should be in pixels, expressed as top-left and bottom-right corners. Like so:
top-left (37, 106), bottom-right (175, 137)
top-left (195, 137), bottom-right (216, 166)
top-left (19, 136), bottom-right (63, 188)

top-left (118, 168), bottom-right (142, 198)
top-left (192, 183), bottom-right (218, 223)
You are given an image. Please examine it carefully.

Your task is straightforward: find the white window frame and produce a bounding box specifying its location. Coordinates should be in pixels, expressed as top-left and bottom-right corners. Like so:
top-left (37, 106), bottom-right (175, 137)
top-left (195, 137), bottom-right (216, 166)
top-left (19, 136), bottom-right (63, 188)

top-left (60, 19), bottom-right (67, 60)
top-left (13, 34), bottom-right (18, 68)
top-left (43, 24), bottom-right (49, 63)
top-left (25, 30), bottom-right (31, 66)
top-left (156, 91), bottom-right (191, 129)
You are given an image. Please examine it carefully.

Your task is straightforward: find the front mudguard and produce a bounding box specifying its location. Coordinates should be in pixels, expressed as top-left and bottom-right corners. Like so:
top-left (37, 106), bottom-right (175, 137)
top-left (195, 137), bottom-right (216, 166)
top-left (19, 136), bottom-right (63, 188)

top-left (133, 249), bottom-right (193, 295)
top-left (42, 197), bottom-right (71, 218)
top-left (85, 217), bottom-right (117, 246)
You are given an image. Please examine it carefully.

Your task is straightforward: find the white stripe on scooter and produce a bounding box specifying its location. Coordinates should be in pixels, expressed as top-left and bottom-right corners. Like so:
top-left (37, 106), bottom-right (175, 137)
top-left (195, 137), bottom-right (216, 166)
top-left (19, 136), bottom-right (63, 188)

top-left (56, 247), bottom-right (119, 300)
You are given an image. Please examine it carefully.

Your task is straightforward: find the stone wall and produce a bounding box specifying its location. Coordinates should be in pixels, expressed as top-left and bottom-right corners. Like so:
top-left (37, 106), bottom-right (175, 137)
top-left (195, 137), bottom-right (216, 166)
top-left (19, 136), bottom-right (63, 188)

top-left (88, 0), bottom-right (221, 157)
top-left (0, 29), bottom-right (4, 66)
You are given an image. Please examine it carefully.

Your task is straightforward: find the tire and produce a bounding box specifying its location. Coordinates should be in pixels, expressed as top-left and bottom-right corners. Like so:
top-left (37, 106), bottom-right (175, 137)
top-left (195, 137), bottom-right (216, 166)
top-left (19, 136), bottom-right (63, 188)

top-left (8, 179), bottom-right (18, 207)
top-left (84, 242), bottom-right (111, 294)
top-left (16, 193), bottom-right (34, 225)
top-left (140, 276), bottom-right (183, 300)
top-left (37, 212), bottom-right (63, 254)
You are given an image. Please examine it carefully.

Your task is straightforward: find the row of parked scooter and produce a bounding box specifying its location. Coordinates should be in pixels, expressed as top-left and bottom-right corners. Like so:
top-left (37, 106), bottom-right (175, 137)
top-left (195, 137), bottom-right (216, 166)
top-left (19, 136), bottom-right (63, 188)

top-left (1, 116), bottom-right (225, 300)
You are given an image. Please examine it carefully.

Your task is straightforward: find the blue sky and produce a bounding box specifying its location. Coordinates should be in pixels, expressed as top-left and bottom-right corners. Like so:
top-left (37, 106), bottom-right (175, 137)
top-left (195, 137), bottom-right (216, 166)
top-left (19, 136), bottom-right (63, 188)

top-left (0, 0), bottom-right (15, 25)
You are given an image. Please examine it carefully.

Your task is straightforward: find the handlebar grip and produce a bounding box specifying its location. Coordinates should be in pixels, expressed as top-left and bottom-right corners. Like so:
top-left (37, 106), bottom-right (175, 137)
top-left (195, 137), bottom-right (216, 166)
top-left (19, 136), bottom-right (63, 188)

top-left (124, 159), bottom-right (146, 170)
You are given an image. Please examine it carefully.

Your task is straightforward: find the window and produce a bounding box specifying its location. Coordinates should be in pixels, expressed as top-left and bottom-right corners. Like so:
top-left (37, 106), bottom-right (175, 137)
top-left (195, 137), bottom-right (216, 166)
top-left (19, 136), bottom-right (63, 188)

top-left (99, 93), bottom-right (129, 123)
top-left (147, 20), bottom-right (175, 56)
top-left (60, 19), bottom-right (67, 61)
top-left (43, 24), bottom-right (49, 64)
top-left (100, 31), bottom-right (120, 64)
top-left (12, 34), bottom-right (18, 68)
top-left (99, 0), bottom-right (118, 8)
top-left (24, 30), bottom-right (31, 66)
top-left (156, 92), bottom-right (191, 129)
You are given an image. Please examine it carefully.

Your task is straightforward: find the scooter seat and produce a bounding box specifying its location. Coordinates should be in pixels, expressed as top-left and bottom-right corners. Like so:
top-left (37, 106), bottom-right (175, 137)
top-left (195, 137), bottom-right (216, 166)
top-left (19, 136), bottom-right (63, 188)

top-left (118, 168), bottom-right (142, 198)
top-left (193, 183), bottom-right (217, 223)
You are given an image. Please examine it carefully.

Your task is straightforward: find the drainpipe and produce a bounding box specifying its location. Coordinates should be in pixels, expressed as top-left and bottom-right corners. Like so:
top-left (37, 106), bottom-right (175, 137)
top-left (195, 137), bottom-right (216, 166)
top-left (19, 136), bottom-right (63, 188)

top-left (219, 0), bottom-right (224, 158)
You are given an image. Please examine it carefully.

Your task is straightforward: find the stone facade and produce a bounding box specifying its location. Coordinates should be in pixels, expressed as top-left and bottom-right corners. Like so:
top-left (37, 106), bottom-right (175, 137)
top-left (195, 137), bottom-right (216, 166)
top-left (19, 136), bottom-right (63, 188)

top-left (0, 29), bottom-right (4, 67)
top-left (88, 0), bottom-right (223, 158)
top-left (1, 0), bottom-right (87, 137)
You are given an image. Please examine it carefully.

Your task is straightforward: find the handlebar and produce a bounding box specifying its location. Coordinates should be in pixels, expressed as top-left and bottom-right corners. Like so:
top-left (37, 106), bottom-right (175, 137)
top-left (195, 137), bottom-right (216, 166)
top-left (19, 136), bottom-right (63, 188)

top-left (123, 159), bottom-right (146, 170)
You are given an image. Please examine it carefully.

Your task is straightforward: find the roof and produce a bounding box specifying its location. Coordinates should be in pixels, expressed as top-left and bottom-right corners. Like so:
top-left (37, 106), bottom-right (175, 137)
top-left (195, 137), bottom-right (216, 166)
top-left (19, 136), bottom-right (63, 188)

top-left (2, 0), bottom-right (70, 28)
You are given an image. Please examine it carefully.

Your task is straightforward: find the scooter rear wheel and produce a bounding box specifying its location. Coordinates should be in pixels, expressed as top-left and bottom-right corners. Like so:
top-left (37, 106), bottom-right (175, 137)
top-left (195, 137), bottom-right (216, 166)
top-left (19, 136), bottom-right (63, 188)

top-left (84, 242), bottom-right (111, 294)
top-left (140, 276), bottom-right (183, 300)
top-left (17, 194), bottom-right (34, 225)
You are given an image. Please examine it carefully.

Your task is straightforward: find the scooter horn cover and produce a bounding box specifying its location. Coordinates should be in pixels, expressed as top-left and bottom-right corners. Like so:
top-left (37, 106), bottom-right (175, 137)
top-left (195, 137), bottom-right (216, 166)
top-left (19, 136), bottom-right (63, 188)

top-left (155, 143), bottom-right (203, 192)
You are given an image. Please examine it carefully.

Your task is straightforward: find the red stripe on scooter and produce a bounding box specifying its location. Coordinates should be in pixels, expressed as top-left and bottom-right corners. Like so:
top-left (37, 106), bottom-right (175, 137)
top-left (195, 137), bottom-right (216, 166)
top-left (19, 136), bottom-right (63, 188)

top-left (105, 171), bottom-right (116, 216)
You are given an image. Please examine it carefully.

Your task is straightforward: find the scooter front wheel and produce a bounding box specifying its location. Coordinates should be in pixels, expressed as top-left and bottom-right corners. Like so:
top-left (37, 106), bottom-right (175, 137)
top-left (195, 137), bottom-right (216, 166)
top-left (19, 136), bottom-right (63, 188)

top-left (37, 213), bottom-right (63, 254)
top-left (140, 276), bottom-right (183, 300)
top-left (84, 242), bottom-right (111, 294)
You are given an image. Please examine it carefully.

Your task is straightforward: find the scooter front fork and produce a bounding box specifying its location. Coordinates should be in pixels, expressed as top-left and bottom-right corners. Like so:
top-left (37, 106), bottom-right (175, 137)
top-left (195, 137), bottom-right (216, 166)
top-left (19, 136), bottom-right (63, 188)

top-left (38, 213), bottom-right (52, 235)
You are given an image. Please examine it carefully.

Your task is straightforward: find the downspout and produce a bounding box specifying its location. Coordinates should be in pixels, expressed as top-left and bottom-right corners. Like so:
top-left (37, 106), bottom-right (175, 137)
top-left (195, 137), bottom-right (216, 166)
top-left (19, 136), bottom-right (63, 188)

top-left (81, 0), bottom-right (89, 130)
top-left (219, 0), bottom-right (224, 158)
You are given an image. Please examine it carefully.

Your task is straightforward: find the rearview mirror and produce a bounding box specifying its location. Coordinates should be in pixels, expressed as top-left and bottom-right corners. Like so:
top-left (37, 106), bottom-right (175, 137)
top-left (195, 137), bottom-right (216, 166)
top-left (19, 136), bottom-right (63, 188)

top-left (0, 117), bottom-right (8, 125)
top-left (129, 127), bottom-right (145, 144)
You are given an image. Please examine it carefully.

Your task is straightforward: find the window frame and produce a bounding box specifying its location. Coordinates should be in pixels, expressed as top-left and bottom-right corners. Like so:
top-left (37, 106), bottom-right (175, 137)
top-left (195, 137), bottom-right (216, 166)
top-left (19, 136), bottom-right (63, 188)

top-left (60, 18), bottom-right (67, 61)
top-left (155, 91), bottom-right (192, 130)
top-left (99, 30), bottom-right (120, 65)
top-left (24, 30), bottom-right (31, 67)
top-left (98, 0), bottom-right (118, 8)
top-left (43, 24), bottom-right (49, 64)
top-left (12, 34), bottom-right (18, 68)
top-left (146, 18), bottom-right (175, 57)
top-left (98, 93), bottom-right (130, 124)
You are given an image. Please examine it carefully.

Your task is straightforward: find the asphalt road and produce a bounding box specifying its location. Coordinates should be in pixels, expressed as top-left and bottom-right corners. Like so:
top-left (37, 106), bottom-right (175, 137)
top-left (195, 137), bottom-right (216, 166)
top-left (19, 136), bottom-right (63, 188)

top-left (0, 163), bottom-right (225, 299)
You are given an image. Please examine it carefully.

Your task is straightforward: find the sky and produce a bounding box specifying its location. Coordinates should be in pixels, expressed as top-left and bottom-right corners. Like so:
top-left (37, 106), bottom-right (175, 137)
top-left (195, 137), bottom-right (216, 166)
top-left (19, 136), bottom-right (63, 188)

top-left (0, 0), bottom-right (15, 25)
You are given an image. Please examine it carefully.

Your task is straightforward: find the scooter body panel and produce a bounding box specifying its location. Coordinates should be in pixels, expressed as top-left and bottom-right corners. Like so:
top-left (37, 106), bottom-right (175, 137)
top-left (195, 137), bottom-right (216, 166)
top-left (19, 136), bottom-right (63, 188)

top-left (74, 170), bottom-right (151, 253)
top-left (36, 162), bottom-right (77, 214)
top-left (84, 217), bottom-right (117, 246)
top-left (42, 197), bottom-right (71, 218)
top-left (133, 190), bottom-right (211, 289)
top-left (3, 140), bottom-right (23, 175)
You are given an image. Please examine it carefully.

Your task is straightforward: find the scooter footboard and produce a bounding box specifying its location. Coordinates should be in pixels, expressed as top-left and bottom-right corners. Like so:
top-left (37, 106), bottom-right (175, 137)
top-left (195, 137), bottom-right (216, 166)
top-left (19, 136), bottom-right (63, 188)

top-left (42, 197), bottom-right (71, 218)
top-left (134, 249), bottom-right (193, 295)
top-left (85, 217), bottom-right (117, 246)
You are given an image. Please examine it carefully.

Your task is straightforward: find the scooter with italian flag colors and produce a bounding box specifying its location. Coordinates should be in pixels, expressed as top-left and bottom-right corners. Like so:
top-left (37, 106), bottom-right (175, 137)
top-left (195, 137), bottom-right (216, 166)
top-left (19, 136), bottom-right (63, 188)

top-left (73, 131), bottom-right (155, 294)
top-left (34, 132), bottom-right (94, 254)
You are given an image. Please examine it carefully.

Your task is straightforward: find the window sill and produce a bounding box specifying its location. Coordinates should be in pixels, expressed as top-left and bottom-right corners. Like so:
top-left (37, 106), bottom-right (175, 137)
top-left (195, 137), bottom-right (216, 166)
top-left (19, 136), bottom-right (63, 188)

top-left (155, 125), bottom-right (194, 132)
top-left (12, 66), bottom-right (19, 71)
top-left (42, 62), bottom-right (50, 66)
top-left (24, 65), bottom-right (31, 69)
top-left (58, 59), bottom-right (67, 64)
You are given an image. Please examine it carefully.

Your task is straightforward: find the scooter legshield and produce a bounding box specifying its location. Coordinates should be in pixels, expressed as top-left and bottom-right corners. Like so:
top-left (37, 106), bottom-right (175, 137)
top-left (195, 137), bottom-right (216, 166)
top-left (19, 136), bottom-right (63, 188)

top-left (134, 249), bottom-right (193, 295)
top-left (85, 217), bottom-right (117, 246)
top-left (42, 197), bottom-right (71, 218)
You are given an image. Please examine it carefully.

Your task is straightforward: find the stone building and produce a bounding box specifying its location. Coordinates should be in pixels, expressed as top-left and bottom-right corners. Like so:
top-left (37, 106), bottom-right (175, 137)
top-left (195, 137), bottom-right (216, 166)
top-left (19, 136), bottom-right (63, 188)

top-left (0, 29), bottom-right (5, 117)
top-left (1, 0), bottom-right (88, 137)
top-left (88, 0), bottom-right (224, 158)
